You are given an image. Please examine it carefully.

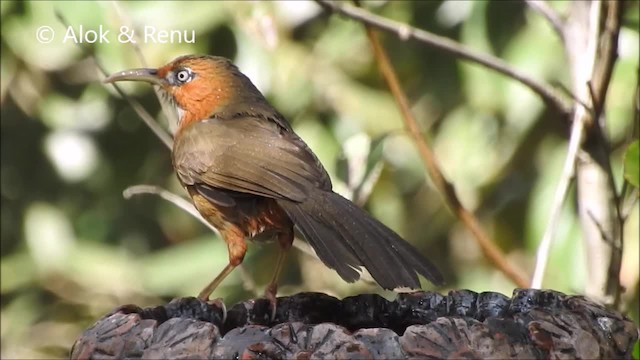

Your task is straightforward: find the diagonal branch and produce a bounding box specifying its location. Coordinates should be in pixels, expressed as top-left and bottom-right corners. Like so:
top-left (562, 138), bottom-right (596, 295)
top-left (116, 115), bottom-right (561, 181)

top-left (529, 114), bottom-right (585, 288)
top-left (524, 0), bottom-right (565, 38)
top-left (109, 0), bottom-right (179, 139)
top-left (124, 185), bottom-right (216, 233)
top-left (314, 0), bottom-right (571, 116)
top-left (55, 11), bottom-right (173, 150)
top-left (110, 1), bottom-right (148, 66)
top-left (353, 3), bottom-right (529, 288)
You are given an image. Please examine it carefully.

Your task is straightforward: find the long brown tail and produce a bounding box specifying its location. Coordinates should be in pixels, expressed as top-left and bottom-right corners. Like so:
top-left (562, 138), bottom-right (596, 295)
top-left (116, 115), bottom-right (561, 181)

top-left (277, 189), bottom-right (443, 289)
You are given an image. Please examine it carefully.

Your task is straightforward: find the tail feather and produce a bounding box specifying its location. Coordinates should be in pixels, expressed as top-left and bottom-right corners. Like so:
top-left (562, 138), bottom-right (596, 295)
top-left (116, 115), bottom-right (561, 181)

top-left (277, 190), bottom-right (443, 289)
top-left (360, 211), bottom-right (444, 286)
top-left (325, 192), bottom-right (420, 288)
top-left (283, 203), bottom-right (361, 282)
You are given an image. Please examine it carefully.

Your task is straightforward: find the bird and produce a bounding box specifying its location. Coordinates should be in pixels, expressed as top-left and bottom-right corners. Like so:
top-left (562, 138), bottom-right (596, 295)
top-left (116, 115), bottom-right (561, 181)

top-left (104, 55), bottom-right (443, 309)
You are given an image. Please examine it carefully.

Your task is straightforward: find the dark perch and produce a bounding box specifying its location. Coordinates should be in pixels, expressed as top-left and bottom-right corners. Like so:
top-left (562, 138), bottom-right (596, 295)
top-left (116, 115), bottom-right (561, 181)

top-left (71, 289), bottom-right (638, 359)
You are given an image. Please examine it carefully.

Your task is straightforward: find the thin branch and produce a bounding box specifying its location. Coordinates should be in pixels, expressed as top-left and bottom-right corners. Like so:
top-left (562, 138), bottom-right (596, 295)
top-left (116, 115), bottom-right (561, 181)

top-left (354, 4), bottom-right (529, 288)
top-left (587, 210), bottom-right (615, 248)
top-left (553, 81), bottom-right (592, 111)
top-left (123, 185), bottom-right (217, 233)
top-left (108, 1), bottom-right (179, 141)
top-left (531, 112), bottom-right (586, 287)
top-left (524, 0), bottom-right (565, 38)
top-left (589, 0), bottom-right (623, 114)
top-left (56, 10), bottom-right (173, 149)
top-left (112, 90), bottom-right (173, 149)
top-left (314, 0), bottom-right (571, 116)
top-left (110, 1), bottom-right (148, 67)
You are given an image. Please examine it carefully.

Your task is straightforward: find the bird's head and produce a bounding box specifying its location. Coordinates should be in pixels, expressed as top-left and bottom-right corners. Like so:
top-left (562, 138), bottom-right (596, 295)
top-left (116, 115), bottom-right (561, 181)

top-left (104, 55), bottom-right (265, 131)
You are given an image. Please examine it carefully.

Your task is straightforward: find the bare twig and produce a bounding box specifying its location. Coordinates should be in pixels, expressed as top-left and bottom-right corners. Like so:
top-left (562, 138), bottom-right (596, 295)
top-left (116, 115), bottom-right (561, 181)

top-left (55, 11), bottom-right (174, 150)
top-left (524, 0), bottom-right (565, 37)
top-left (531, 1), bottom-right (602, 290)
top-left (108, 1), bottom-right (179, 137)
top-left (314, 0), bottom-right (571, 116)
top-left (553, 81), bottom-right (592, 111)
top-left (353, 3), bottom-right (529, 288)
top-left (589, 1), bottom-right (623, 114)
top-left (110, 1), bottom-right (148, 66)
top-left (531, 110), bottom-right (585, 288)
top-left (587, 210), bottom-right (615, 248)
top-left (112, 91), bottom-right (173, 149)
top-left (123, 185), bottom-right (216, 233)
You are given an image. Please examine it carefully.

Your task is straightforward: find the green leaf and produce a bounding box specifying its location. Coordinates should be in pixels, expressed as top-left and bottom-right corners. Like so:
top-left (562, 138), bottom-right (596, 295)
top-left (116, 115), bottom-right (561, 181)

top-left (624, 140), bottom-right (639, 188)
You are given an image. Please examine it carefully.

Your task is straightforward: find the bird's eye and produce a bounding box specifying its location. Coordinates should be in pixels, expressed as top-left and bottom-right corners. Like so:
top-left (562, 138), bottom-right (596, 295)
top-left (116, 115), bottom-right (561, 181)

top-left (175, 69), bottom-right (192, 84)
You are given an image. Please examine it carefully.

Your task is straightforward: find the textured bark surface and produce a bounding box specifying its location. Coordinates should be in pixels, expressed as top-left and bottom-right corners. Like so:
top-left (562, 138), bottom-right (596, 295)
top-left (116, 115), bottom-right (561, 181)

top-left (71, 289), bottom-right (638, 359)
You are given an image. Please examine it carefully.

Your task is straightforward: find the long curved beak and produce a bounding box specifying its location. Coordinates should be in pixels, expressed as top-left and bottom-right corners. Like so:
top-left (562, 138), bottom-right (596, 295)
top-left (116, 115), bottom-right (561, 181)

top-left (103, 68), bottom-right (163, 85)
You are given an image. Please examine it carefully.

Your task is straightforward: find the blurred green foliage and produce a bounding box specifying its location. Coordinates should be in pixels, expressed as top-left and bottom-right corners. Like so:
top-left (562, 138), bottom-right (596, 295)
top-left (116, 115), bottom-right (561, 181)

top-left (1, 1), bottom-right (638, 358)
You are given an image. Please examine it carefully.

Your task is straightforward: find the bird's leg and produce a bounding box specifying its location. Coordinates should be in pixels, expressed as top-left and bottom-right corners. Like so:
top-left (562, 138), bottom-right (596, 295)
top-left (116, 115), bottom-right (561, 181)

top-left (264, 229), bottom-right (294, 320)
top-left (197, 263), bottom-right (236, 301)
top-left (198, 230), bottom-right (247, 301)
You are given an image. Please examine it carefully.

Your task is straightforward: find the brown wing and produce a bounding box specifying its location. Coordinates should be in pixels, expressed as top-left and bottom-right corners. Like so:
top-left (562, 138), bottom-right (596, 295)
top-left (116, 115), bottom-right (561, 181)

top-left (173, 116), bottom-right (331, 202)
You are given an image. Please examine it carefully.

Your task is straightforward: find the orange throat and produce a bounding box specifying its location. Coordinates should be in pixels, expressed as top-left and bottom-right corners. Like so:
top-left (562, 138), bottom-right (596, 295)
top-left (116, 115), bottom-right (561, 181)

top-left (156, 60), bottom-right (235, 134)
top-left (171, 83), bottom-right (228, 132)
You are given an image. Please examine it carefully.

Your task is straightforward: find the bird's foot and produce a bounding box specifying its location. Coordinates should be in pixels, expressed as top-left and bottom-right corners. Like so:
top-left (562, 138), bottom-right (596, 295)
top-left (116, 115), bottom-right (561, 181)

top-left (264, 283), bottom-right (278, 322)
top-left (201, 296), bottom-right (227, 324)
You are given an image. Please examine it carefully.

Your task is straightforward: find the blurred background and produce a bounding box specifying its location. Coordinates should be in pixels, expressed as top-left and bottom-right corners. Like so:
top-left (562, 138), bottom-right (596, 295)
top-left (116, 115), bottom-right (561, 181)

top-left (1, 1), bottom-right (638, 358)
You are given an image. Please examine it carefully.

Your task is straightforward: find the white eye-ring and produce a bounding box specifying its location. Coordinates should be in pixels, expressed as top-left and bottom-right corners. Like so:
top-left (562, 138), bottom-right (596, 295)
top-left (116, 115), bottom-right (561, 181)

top-left (175, 69), bottom-right (192, 83)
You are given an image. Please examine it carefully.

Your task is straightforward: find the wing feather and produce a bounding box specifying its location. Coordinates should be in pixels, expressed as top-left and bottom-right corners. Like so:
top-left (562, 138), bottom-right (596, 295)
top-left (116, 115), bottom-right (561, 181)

top-left (173, 116), bottom-right (330, 202)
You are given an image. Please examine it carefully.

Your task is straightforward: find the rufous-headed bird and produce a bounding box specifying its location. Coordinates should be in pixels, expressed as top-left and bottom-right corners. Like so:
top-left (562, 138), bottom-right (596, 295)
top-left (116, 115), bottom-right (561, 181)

top-left (104, 55), bottom-right (443, 308)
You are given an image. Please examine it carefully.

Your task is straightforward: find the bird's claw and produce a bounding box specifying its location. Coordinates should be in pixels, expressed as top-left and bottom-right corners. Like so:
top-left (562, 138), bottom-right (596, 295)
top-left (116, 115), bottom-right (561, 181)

top-left (264, 284), bottom-right (278, 322)
top-left (206, 297), bottom-right (227, 324)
